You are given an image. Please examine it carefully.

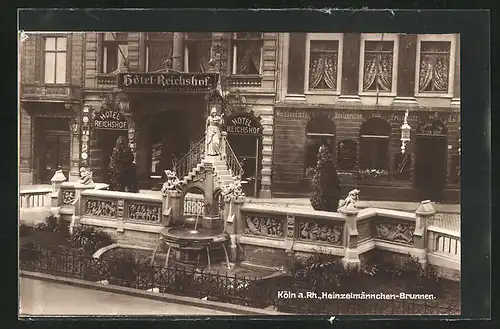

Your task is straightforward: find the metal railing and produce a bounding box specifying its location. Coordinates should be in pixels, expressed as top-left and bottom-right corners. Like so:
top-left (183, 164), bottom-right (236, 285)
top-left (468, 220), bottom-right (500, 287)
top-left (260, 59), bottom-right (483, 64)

top-left (174, 136), bottom-right (206, 181)
top-left (19, 189), bottom-right (52, 209)
top-left (223, 139), bottom-right (244, 178)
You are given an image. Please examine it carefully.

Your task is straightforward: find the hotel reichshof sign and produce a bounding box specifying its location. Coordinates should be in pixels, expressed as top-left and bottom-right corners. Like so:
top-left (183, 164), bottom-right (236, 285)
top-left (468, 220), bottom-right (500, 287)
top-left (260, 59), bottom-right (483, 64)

top-left (118, 73), bottom-right (218, 91)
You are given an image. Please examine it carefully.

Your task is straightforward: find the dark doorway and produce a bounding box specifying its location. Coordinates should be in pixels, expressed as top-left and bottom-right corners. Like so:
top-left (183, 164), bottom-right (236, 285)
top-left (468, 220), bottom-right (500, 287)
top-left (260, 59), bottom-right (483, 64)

top-left (35, 117), bottom-right (71, 184)
top-left (98, 130), bottom-right (128, 184)
top-left (414, 120), bottom-right (448, 202)
top-left (228, 134), bottom-right (262, 197)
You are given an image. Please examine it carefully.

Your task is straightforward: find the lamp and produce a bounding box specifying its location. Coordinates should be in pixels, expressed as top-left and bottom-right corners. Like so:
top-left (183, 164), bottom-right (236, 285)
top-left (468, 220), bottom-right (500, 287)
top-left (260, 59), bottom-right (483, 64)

top-left (69, 118), bottom-right (79, 133)
top-left (400, 110), bottom-right (411, 154)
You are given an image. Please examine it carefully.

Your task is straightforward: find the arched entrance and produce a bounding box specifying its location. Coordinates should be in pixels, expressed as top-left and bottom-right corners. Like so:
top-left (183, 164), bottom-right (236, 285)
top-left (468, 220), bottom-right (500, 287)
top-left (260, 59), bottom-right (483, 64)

top-left (414, 120), bottom-right (448, 202)
top-left (224, 113), bottom-right (263, 197)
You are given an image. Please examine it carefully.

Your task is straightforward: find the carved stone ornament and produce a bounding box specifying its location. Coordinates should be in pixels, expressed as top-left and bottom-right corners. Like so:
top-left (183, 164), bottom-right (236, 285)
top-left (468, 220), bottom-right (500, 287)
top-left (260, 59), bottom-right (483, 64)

top-left (221, 176), bottom-right (245, 199)
top-left (62, 189), bottom-right (76, 205)
top-left (298, 221), bottom-right (343, 244)
top-left (84, 199), bottom-right (117, 218)
top-left (244, 215), bottom-right (284, 237)
top-left (338, 189), bottom-right (360, 211)
top-left (375, 223), bottom-right (415, 244)
top-left (78, 167), bottom-right (94, 186)
top-left (128, 203), bottom-right (161, 222)
top-left (161, 169), bottom-right (183, 195)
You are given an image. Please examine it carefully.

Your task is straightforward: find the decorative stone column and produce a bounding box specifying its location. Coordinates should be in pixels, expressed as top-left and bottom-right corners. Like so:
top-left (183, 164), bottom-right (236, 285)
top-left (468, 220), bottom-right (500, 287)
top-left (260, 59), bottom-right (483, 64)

top-left (162, 190), bottom-right (182, 227)
top-left (50, 170), bottom-right (67, 218)
top-left (339, 33), bottom-right (361, 103)
top-left (451, 35), bottom-right (461, 108)
top-left (220, 131), bottom-right (228, 160)
top-left (172, 32), bottom-right (184, 72)
top-left (339, 203), bottom-right (360, 268)
top-left (70, 178), bottom-right (96, 234)
top-left (414, 200), bottom-right (436, 266)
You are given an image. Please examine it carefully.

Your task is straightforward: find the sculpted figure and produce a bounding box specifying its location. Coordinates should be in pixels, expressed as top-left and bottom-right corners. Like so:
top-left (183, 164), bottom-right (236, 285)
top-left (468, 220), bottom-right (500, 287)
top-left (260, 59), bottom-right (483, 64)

top-left (161, 170), bottom-right (182, 194)
top-left (338, 189), bottom-right (360, 210)
top-left (78, 167), bottom-right (94, 186)
top-left (205, 107), bottom-right (222, 156)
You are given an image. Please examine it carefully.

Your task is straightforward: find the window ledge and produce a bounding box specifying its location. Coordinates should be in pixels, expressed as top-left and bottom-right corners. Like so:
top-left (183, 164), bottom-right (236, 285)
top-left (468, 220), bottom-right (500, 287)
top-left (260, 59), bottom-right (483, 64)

top-left (359, 91), bottom-right (397, 97)
top-left (228, 75), bottom-right (262, 88)
top-left (304, 90), bottom-right (341, 96)
top-left (415, 93), bottom-right (453, 99)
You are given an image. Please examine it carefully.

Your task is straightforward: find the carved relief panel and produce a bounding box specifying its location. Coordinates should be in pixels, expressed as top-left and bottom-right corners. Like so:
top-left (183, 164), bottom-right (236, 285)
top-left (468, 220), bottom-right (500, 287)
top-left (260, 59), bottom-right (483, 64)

top-left (244, 215), bottom-right (285, 238)
top-left (297, 219), bottom-right (343, 245)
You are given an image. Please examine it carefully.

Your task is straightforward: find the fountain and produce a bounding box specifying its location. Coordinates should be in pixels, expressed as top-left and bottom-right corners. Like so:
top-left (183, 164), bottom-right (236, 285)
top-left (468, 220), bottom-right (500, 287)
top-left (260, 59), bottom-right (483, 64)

top-left (150, 162), bottom-right (233, 270)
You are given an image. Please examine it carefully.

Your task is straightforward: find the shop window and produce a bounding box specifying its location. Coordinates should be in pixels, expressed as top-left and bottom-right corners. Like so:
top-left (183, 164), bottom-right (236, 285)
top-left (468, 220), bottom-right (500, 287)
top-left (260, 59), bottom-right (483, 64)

top-left (393, 151), bottom-right (412, 180)
top-left (146, 32), bottom-right (173, 72)
top-left (43, 36), bottom-right (67, 84)
top-left (359, 118), bottom-right (390, 170)
top-left (418, 41), bottom-right (451, 93)
top-left (362, 40), bottom-right (395, 92)
top-left (232, 33), bottom-right (263, 75)
top-left (307, 40), bottom-right (339, 91)
top-left (100, 33), bottom-right (128, 74)
top-left (304, 116), bottom-right (336, 171)
top-left (337, 140), bottom-right (357, 170)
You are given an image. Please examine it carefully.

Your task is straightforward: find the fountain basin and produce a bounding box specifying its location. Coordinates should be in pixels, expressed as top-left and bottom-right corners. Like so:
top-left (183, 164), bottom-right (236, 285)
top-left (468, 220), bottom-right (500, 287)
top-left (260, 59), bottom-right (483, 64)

top-left (159, 227), bottom-right (230, 267)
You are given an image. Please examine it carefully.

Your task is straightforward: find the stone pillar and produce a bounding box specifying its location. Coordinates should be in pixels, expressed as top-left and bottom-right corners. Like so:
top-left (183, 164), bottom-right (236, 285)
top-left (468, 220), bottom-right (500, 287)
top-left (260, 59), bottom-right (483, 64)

top-left (202, 162), bottom-right (215, 214)
top-left (50, 170), bottom-right (67, 218)
top-left (138, 32), bottom-right (146, 72)
top-left (284, 214), bottom-right (296, 255)
top-left (414, 200), bottom-right (436, 266)
top-left (224, 195), bottom-right (245, 261)
top-left (451, 35), bottom-right (460, 108)
top-left (162, 190), bottom-right (182, 227)
top-left (339, 204), bottom-right (360, 268)
top-left (339, 33), bottom-right (361, 102)
top-left (285, 33), bottom-right (307, 101)
top-left (70, 182), bottom-right (95, 234)
top-left (220, 131), bottom-right (228, 160)
top-left (172, 32), bottom-right (184, 72)
top-left (394, 34), bottom-right (418, 105)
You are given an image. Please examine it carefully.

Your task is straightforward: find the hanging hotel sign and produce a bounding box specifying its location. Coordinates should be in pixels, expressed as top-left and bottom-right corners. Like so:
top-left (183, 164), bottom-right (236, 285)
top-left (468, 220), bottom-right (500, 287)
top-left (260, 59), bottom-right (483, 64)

top-left (93, 109), bottom-right (129, 130)
top-left (225, 114), bottom-right (262, 136)
top-left (117, 73), bottom-right (218, 91)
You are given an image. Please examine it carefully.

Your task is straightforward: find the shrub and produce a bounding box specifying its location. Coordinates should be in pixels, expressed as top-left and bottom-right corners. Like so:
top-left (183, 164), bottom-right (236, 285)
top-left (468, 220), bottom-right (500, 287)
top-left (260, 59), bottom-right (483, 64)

top-left (69, 226), bottom-right (114, 255)
top-left (32, 215), bottom-right (70, 236)
top-left (105, 249), bottom-right (142, 287)
top-left (19, 224), bottom-right (32, 237)
top-left (400, 256), bottom-right (442, 296)
top-left (309, 143), bottom-right (341, 212)
top-left (19, 240), bottom-right (41, 262)
top-left (108, 136), bottom-right (138, 193)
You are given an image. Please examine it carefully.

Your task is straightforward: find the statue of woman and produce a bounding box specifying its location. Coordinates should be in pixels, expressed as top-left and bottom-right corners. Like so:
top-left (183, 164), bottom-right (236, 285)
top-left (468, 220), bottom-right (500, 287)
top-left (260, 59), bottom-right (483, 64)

top-left (206, 107), bottom-right (222, 156)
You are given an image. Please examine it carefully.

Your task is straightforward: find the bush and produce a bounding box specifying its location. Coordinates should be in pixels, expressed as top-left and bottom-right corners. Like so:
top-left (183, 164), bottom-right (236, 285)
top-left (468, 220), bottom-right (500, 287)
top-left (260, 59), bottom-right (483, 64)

top-left (19, 240), bottom-right (41, 262)
top-left (32, 216), bottom-right (70, 236)
top-left (69, 226), bottom-right (114, 255)
top-left (19, 224), bottom-right (32, 237)
top-left (108, 136), bottom-right (138, 193)
top-left (105, 249), bottom-right (143, 287)
top-left (309, 143), bottom-right (341, 212)
top-left (400, 256), bottom-right (442, 296)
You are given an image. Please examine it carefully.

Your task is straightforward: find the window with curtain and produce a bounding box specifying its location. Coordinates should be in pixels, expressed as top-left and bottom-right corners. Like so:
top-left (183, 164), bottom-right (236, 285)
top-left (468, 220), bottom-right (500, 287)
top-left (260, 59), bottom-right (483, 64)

top-left (232, 33), bottom-right (262, 75)
top-left (362, 41), bottom-right (394, 92)
top-left (146, 32), bottom-right (173, 72)
top-left (359, 118), bottom-right (390, 170)
top-left (186, 39), bottom-right (212, 73)
top-left (44, 36), bottom-right (67, 84)
top-left (418, 41), bottom-right (451, 93)
top-left (101, 33), bottom-right (128, 74)
top-left (308, 40), bottom-right (339, 91)
top-left (304, 116), bottom-right (336, 171)
top-left (337, 140), bottom-right (357, 170)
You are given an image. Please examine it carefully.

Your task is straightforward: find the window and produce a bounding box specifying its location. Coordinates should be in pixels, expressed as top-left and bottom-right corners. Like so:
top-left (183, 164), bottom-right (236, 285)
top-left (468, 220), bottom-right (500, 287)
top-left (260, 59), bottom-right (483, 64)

top-left (101, 33), bottom-right (128, 74)
top-left (304, 116), bottom-right (336, 171)
top-left (362, 41), bottom-right (394, 92)
top-left (359, 118), bottom-right (390, 170)
top-left (337, 140), bottom-right (357, 170)
top-left (418, 41), bottom-right (451, 93)
top-left (232, 33), bottom-right (262, 75)
top-left (305, 33), bottom-right (343, 94)
top-left (185, 33), bottom-right (212, 73)
top-left (146, 32), bottom-right (173, 72)
top-left (44, 36), bottom-right (67, 84)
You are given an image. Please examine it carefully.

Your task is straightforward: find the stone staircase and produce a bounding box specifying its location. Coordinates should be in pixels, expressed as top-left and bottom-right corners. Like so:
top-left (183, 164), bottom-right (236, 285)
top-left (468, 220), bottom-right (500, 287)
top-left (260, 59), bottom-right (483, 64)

top-left (180, 155), bottom-right (237, 189)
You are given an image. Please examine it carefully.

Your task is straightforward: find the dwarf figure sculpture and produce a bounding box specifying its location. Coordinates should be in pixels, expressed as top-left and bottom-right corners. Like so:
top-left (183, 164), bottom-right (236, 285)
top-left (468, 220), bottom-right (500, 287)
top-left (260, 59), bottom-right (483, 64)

top-left (161, 170), bottom-right (182, 195)
top-left (338, 189), bottom-right (360, 210)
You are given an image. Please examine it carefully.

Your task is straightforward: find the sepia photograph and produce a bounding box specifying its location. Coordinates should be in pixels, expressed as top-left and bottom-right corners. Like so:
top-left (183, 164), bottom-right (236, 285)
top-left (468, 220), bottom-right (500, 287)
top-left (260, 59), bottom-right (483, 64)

top-left (18, 26), bottom-right (463, 316)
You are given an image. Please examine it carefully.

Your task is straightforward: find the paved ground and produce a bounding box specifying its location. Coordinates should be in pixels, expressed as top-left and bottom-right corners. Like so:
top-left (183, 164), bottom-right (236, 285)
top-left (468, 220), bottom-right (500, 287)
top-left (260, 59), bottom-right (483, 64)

top-left (19, 277), bottom-right (235, 316)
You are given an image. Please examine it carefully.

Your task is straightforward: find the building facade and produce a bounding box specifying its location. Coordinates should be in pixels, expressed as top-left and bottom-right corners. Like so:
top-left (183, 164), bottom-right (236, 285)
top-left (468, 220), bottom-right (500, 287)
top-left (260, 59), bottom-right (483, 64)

top-left (19, 32), bottom-right (85, 185)
top-left (19, 32), bottom-right (460, 203)
top-left (273, 33), bottom-right (460, 202)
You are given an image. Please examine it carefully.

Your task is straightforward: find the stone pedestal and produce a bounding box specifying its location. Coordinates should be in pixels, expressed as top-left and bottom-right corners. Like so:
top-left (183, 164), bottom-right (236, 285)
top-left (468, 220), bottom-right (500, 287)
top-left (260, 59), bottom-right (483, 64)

top-left (414, 200), bottom-right (436, 266)
top-left (224, 195), bottom-right (245, 261)
top-left (162, 190), bottom-right (182, 227)
top-left (70, 182), bottom-right (95, 234)
top-left (50, 170), bottom-right (67, 218)
top-left (339, 204), bottom-right (360, 268)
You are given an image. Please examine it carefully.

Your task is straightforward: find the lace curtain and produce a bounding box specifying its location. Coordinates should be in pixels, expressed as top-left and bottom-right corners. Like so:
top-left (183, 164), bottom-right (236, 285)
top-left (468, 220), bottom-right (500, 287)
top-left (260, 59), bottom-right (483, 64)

top-left (236, 41), bottom-right (261, 74)
top-left (308, 53), bottom-right (338, 90)
top-left (363, 53), bottom-right (393, 92)
top-left (148, 42), bottom-right (173, 72)
top-left (419, 52), bottom-right (449, 92)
